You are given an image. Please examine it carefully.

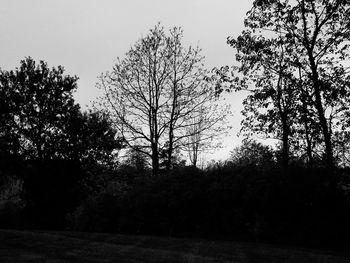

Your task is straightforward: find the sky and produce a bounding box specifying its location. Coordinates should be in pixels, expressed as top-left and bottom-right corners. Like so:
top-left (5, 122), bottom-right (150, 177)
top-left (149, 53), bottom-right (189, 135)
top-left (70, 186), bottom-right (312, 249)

top-left (0, 0), bottom-right (254, 161)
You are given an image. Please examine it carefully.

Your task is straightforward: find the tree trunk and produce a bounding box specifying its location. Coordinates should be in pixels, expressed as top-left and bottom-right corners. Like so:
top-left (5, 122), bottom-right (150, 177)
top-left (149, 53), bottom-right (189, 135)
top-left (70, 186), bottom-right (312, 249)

top-left (308, 55), bottom-right (334, 170)
top-left (166, 74), bottom-right (178, 172)
top-left (302, 100), bottom-right (314, 168)
top-left (151, 104), bottom-right (160, 176)
top-left (305, 135), bottom-right (313, 168)
top-left (192, 152), bottom-right (197, 168)
top-left (276, 70), bottom-right (289, 170)
top-left (299, 66), bottom-right (314, 168)
top-left (281, 117), bottom-right (289, 169)
top-left (166, 136), bottom-right (173, 171)
top-left (151, 143), bottom-right (159, 176)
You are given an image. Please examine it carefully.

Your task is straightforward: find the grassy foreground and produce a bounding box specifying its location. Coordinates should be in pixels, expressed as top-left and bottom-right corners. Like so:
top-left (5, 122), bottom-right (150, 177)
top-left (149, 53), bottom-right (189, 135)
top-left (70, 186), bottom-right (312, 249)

top-left (0, 230), bottom-right (349, 263)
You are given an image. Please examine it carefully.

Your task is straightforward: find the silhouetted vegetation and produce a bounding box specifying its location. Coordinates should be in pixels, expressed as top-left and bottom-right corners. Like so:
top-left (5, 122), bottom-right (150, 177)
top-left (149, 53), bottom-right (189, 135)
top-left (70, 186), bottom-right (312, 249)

top-left (67, 161), bottom-right (350, 249)
top-left (1, 1), bottom-right (350, 253)
top-left (97, 24), bottom-right (230, 175)
top-left (0, 58), bottom-right (123, 229)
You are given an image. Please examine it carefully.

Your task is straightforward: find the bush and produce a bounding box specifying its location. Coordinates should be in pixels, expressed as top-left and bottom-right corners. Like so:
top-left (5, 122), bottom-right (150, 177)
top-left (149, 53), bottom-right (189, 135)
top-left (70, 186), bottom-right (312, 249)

top-left (0, 176), bottom-right (25, 229)
top-left (22, 159), bottom-right (86, 229)
top-left (69, 193), bottom-right (121, 232)
top-left (0, 200), bottom-right (25, 228)
top-left (50, 164), bottom-right (350, 248)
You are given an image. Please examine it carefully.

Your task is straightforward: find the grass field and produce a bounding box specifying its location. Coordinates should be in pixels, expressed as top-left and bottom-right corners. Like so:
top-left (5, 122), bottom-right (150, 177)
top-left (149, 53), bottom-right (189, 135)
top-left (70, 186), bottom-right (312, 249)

top-left (0, 230), bottom-right (349, 263)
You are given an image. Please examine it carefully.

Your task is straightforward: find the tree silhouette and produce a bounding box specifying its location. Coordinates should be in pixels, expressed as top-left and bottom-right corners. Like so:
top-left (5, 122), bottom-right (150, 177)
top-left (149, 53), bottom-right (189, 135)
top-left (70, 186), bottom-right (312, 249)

top-left (227, 0), bottom-right (350, 171)
top-left (229, 139), bottom-right (275, 168)
top-left (228, 30), bottom-right (298, 169)
top-left (0, 58), bottom-right (126, 228)
top-left (98, 24), bottom-right (229, 175)
top-left (0, 57), bottom-right (80, 161)
top-left (62, 110), bottom-right (123, 166)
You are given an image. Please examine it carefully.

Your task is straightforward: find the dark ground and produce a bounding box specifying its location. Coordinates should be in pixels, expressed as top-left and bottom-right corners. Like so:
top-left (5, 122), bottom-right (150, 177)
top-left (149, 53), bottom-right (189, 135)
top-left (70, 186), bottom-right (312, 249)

top-left (0, 230), bottom-right (349, 263)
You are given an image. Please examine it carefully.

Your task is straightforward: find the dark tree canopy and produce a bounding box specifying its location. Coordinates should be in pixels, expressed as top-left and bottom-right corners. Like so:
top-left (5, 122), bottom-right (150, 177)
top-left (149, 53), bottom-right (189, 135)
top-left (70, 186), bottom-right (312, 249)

top-left (0, 57), bottom-right (80, 161)
top-left (62, 110), bottom-right (123, 165)
top-left (0, 57), bottom-right (125, 228)
top-left (226, 0), bottom-right (350, 171)
top-left (229, 139), bottom-right (275, 168)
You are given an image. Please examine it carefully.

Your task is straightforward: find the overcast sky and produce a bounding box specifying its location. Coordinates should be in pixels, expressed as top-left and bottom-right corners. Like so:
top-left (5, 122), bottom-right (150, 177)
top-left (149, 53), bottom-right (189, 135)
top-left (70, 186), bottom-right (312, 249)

top-left (0, 0), bottom-right (254, 161)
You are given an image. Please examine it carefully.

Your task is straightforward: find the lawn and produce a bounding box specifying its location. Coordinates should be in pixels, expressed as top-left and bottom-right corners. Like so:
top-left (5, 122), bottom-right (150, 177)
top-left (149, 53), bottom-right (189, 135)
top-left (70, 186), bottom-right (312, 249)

top-left (0, 229), bottom-right (349, 262)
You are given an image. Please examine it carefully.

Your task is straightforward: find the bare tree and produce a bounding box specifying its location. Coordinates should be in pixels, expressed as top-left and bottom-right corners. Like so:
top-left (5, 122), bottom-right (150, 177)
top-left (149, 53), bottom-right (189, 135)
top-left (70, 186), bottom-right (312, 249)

top-left (164, 28), bottom-right (231, 169)
top-left (98, 24), bottom-right (230, 174)
top-left (97, 25), bottom-right (172, 175)
top-left (184, 99), bottom-right (230, 168)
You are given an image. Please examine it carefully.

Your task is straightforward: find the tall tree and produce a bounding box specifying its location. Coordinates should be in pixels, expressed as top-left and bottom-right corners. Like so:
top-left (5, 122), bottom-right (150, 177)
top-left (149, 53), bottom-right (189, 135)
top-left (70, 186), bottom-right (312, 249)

top-left (98, 25), bottom-right (171, 175)
top-left (98, 24), bottom-right (229, 174)
top-left (228, 0), bottom-right (350, 170)
top-left (228, 29), bottom-right (298, 168)
top-left (165, 28), bottom-right (230, 169)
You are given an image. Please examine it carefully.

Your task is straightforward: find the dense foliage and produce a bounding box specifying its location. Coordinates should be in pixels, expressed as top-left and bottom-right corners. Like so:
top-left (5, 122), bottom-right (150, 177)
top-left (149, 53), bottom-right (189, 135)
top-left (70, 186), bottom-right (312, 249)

top-left (1, 11), bottom-right (350, 251)
top-left (223, 0), bottom-right (350, 171)
top-left (69, 164), bottom-right (350, 248)
top-left (0, 58), bottom-right (122, 229)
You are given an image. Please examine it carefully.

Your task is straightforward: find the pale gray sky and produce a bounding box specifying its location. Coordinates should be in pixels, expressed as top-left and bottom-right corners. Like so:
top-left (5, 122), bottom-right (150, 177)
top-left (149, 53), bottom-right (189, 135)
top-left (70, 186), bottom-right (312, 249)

top-left (0, 0), bottom-right (254, 161)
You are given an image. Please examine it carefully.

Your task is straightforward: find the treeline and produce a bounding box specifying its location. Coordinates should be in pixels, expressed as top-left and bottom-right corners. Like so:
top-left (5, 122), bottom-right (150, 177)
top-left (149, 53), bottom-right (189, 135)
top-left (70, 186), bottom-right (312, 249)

top-left (70, 164), bottom-right (350, 248)
top-left (1, 0), bottom-right (350, 250)
top-left (0, 57), bottom-right (123, 229)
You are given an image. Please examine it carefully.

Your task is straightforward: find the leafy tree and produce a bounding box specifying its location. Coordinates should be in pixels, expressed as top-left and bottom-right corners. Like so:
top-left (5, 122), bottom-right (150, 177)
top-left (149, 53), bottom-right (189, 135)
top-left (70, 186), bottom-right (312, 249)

top-left (65, 110), bottom-right (125, 195)
top-left (1, 58), bottom-right (122, 165)
top-left (0, 58), bottom-right (124, 228)
top-left (62, 110), bottom-right (123, 165)
top-left (124, 146), bottom-right (150, 172)
top-left (227, 0), bottom-right (350, 171)
top-left (229, 140), bottom-right (275, 168)
top-left (228, 29), bottom-right (298, 169)
top-left (0, 57), bottom-right (80, 161)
